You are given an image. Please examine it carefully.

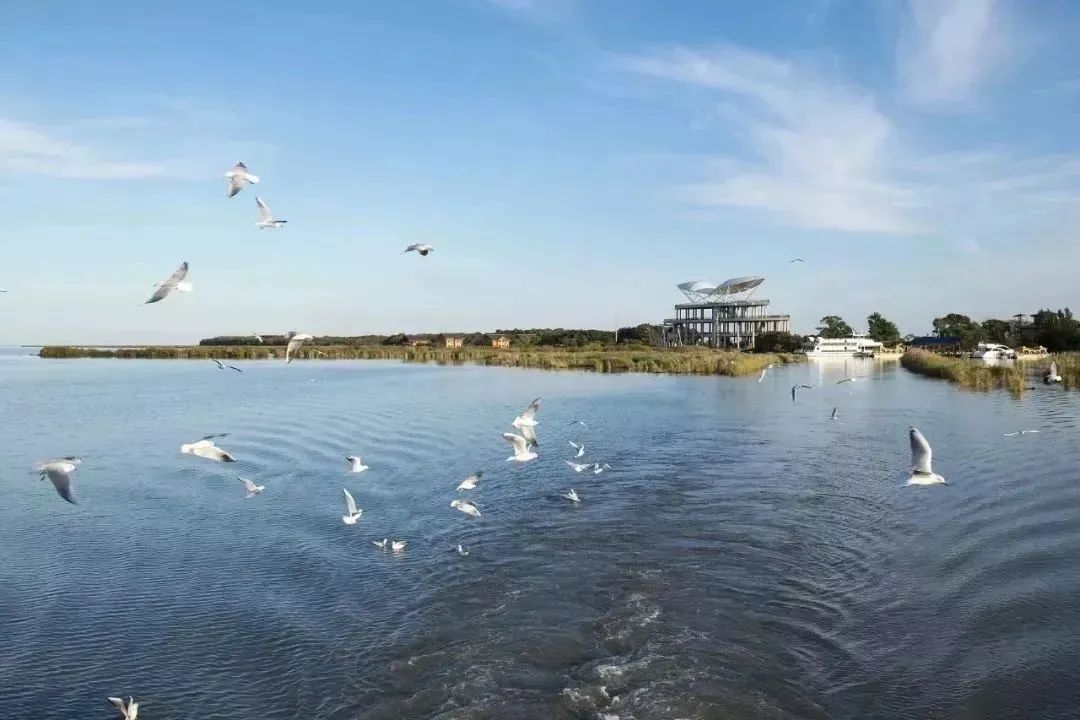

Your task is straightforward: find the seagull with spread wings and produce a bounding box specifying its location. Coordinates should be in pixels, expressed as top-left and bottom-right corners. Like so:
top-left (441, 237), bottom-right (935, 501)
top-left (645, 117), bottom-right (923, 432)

top-left (907, 427), bottom-right (946, 486)
top-left (255, 196), bottom-right (287, 229)
top-left (145, 261), bottom-right (191, 304)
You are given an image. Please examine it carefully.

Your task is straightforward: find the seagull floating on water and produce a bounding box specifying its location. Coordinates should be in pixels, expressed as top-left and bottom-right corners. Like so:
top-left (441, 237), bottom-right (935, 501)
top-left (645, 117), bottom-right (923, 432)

top-left (592, 463), bottom-right (612, 475)
top-left (907, 427), bottom-right (946, 486)
top-left (238, 476), bottom-right (264, 498)
top-left (342, 488), bottom-right (362, 524)
top-left (373, 538), bottom-right (389, 550)
top-left (391, 540), bottom-right (407, 552)
top-left (211, 358), bottom-right (243, 373)
top-left (503, 432), bottom-right (538, 463)
top-left (346, 455), bottom-right (369, 473)
top-left (285, 331), bottom-right (314, 363)
top-left (450, 498), bottom-right (482, 518)
top-left (145, 261), bottom-right (191, 304)
top-left (225, 161), bottom-right (259, 198)
top-left (457, 544), bottom-right (469, 556)
top-left (1044, 361), bottom-right (1062, 384)
top-left (563, 488), bottom-right (581, 503)
top-left (402, 243), bottom-right (434, 256)
top-left (34, 456), bottom-right (81, 504)
top-left (569, 441), bottom-right (585, 458)
top-left (791, 384), bottom-right (813, 403)
top-left (180, 434), bottom-right (235, 462)
top-left (457, 471), bottom-right (482, 490)
top-left (255, 196), bottom-right (287, 229)
top-left (107, 696), bottom-right (139, 720)
top-left (1003, 429), bottom-right (1040, 436)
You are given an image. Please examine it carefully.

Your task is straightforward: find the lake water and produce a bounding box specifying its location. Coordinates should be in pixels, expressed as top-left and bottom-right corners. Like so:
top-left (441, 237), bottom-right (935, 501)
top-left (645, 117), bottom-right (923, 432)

top-left (2, 354), bottom-right (1080, 719)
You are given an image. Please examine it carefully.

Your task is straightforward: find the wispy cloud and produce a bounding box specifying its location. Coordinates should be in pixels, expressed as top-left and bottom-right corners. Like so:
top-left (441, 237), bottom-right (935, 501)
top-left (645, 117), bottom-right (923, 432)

top-left (898, 0), bottom-right (1002, 108)
top-left (0, 117), bottom-right (182, 180)
top-left (614, 46), bottom-right (921, 234)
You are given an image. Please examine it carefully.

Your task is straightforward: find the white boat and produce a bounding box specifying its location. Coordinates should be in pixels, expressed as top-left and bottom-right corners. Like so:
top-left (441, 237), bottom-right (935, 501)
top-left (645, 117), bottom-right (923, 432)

top-left (801, 334), bottom-right (883, 358)
top-left (970, 342), bottom-right (1017, 360)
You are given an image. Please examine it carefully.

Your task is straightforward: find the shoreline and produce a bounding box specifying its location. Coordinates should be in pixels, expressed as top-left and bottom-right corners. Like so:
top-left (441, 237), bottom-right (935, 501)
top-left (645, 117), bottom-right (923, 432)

top-left (38, 345), bottom-right (803, 377)
top-left (899, 349), bottom-right (1053, 393)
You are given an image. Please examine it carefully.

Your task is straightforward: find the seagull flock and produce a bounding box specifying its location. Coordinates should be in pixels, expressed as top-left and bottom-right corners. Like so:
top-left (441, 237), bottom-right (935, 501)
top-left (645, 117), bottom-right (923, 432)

top-left (19, 164), bottom-right (1062, 715)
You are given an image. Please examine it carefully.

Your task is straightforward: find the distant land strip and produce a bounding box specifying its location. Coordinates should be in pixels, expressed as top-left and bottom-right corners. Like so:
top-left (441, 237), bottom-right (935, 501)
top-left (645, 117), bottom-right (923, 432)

top-left (38, 345), bottom-right (803, 377)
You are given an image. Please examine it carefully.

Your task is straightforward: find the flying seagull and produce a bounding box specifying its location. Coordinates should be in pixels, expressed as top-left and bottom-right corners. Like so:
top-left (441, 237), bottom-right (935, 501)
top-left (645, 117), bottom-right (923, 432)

top-left (402, 243), bottom-right (434, 256)
top-left (180, 435), bottom-right (235, 462)
top-left (1044, 361), bottom-right (1062, 384)
top-left (285, 331), bottom-right (314, 363)
top-left (342, 488), bottom-right (362, 524)
top-left (210, 359), bottom-right (243, 372)
top-left (758, 363), bottom-right (776, 383)
top-left (836, 377), bottom-right (857, 385)
top-left (791, 384), bottom-right (813, 403)
top-left (346, 455), bottom-right (369, 473)
top-left (568, 420), bottom-right (589, 429)
top-left (907, 427), bottom-right (946, 486)
top-left (0, 288), bottom-right (7, 293)
top-left (457, 471), bottom-right (482, 490)
top-left (591, 463), bottom-right (612, 475)
top-left (513, 398), bottom-right (540, 429)
top-left (829, 407), bottom-right (838, 421)
top-left (520, 423), bottom-right (539, 448)
top-left (34, 457), bottom-right (81, 504)
top-left (251, 333), bottom-right (264, 343)
top-left (562, 488), bottom-right (581, 503)
top-left (1003, 429), bottom-right (1040, 436)
top-left (450, 498), bottom-right (482, 518)
top-left (391, 540), bottom-right (407, 552)
top-left (145, 261), bottom-right (191, 304)
top-left (457, 544), bottom-right (469, 556)
top-left (789, 258), bottom-right (806, 263)
top-left (255, 196), bottom-right (287, 229)
top-left (238, 476), bottom-right (264, 498)
top-left (565, 460), bottom-right (591, 473)
top-left (373, 538), bottom-right (389, 550)
top-left (225, 161), bottom-right (259, 197)
top-left (569, 441), bottom-right (585, 458)
top-left (503, 432), bottom-right (538, 463)
top-left (107, 696), bottom-right (139, 720)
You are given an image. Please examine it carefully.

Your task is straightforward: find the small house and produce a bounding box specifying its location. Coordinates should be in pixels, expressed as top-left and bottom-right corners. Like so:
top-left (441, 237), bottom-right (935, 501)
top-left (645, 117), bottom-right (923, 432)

top-left (445, 337), bottom-right (463, 349)
top-left (491, 336), bottom-right (511, 349)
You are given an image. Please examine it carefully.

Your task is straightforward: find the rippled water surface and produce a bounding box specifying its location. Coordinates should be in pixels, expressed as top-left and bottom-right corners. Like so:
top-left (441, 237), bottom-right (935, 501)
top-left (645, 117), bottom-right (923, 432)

top-left (3, 353), bottom-right (1080, 719)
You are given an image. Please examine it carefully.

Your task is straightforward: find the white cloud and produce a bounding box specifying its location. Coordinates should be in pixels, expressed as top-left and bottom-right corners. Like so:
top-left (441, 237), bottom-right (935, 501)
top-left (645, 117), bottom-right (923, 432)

top-left (615, 46), bottom-right (921, 234)
top-left (898, 0), bottom-right (1001, 108)
top-left (0, 117), bottom-right (180, 180)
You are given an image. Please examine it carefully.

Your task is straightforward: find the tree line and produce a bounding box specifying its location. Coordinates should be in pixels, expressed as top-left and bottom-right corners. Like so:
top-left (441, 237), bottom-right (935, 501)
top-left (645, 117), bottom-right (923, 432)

top-left (931, 308), bottom-right (1080, 351)
top-left (200, 325), bottom-right (667, 349)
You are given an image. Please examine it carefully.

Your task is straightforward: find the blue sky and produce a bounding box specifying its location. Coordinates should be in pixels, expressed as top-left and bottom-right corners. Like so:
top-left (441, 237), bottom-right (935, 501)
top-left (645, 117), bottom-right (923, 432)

top-left (2, 0), bottom-right (1079, 343)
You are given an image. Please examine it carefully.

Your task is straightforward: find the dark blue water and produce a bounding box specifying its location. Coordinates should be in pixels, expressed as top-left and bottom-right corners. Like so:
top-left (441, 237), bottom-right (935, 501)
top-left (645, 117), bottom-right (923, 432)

top-left (2, 355), bottom-right (1080, 719)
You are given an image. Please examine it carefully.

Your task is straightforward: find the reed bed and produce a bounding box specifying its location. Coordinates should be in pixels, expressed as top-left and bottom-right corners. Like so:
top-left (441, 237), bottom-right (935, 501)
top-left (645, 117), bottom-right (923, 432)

top-left (901, 349), bottom-right (1027, 393)
top-left (39, 345), bottom-right (801, 378)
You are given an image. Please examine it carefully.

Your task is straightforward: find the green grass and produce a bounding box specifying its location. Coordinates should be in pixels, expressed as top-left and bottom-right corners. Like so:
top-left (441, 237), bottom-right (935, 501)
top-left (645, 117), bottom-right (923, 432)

top-left (38, 344), bottom-right (802, 377)
top-left (901, 349), bottom-right (1027, 393)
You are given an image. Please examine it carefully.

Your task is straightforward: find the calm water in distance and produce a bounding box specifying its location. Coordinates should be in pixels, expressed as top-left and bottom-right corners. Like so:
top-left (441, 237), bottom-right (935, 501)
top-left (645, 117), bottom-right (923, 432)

top-left (2, 351), bottom-right (1080, 719)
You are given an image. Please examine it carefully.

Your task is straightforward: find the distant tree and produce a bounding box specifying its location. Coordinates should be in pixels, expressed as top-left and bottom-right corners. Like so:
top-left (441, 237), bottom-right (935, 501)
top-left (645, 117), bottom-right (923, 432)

top-left (980, 319), bottom-right (1014, 345)
top-left (931, 313), bottom-right (983, 349)
top-left (755, 331), bottom-right (803, 353)
top-left (866, 312), bottom-right (901, 344)
top-left (1032, 308), bottom-right (1080, 351)
top-left (816, 315), bottom-right (854, 338)
top-left (382, 333), bottom-right (409, 346)
top-left (617, 324), bottom-right (664, 346)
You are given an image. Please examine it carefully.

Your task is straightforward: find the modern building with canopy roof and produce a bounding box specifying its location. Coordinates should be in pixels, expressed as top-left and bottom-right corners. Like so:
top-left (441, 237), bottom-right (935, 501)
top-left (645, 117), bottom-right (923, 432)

top-left (663, 276), bottom-right (790, 350)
